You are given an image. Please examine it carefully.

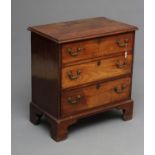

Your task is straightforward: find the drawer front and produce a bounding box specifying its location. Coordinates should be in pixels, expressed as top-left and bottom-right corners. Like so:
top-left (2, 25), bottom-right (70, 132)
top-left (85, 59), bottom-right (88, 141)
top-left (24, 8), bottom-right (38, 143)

top-left (61, 77), bottom-right (131, 117)
top-left (99, 33), bottom-right (134, 55)
top-left (62, 33), bottom-right (133, 64)
top-left (62, 39), bottom-right (98, 64)
top-left (62, 54), bottom-right (132, 89)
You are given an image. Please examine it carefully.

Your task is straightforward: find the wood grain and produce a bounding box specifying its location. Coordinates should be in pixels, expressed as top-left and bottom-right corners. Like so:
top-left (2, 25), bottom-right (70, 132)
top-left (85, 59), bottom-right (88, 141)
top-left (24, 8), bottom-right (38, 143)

top-left (62, 54), bottom-right (132, 89)
top-left (99, 33), bottom-right (133, 55)
top-left (31, 33), bottom-right (61, 118)
top-left (62, 32), bottom-right (133, 64)
top-left (30, 99), bottom-right (133, 141)
top-left (62, 39), bottom-right (98, 64)
top-left (61, 77), bottom-right (131, 117)
top-left (28, 17), bottom-right (137, 141)
top-left (28, 17), bottom-right (138, 43)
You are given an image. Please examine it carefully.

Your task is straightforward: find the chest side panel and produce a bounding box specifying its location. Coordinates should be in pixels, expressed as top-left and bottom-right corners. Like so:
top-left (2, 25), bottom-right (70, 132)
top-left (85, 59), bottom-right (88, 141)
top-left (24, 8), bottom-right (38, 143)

top-left (31, 32), bottom-right (60, 118)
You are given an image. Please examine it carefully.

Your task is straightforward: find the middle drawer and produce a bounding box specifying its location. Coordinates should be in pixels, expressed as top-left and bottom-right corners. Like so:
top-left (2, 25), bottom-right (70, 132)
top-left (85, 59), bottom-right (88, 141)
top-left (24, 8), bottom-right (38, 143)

top-left (62, 54), bottom-right (132, 89)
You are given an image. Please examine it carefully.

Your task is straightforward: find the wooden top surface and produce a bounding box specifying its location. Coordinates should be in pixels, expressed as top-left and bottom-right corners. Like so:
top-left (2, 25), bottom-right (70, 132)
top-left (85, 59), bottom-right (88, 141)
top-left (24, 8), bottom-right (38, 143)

top-left (28, 17), bottom-right (138, 43)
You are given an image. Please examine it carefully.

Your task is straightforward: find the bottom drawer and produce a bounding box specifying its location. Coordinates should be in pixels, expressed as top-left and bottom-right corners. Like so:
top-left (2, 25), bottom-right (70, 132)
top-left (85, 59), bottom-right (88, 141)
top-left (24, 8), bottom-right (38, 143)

top-left (61, 77), bottom-right (131, 117)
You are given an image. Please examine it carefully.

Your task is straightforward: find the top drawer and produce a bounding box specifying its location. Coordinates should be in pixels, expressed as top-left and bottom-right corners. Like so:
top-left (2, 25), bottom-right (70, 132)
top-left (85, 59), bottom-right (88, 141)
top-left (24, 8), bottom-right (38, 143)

top-left (62, 33), bottom-right (134, 64)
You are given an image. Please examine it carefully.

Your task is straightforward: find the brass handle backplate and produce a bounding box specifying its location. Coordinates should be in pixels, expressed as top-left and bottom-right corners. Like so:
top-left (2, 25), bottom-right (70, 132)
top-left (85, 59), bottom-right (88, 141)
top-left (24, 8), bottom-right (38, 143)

top-left (116, 38), bottom-right (129, 47)
top-left (114, 84), bottom-right (127, 94)
top-left (116, 51), bottom-right (128, 68)
top-left (67, 70), bottom-right (81, 80)
top-left (116, 59), bottom-right (128, 68)
top-left (67, 95), bottom-right (81, 104)
top-left (67, 47), bottom-right (82, 57)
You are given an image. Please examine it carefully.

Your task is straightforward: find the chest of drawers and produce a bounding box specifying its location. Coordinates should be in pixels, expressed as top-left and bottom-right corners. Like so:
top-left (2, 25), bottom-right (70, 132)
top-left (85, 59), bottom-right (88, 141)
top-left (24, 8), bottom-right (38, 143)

top-left (28, 17), bottom-right (138, 141)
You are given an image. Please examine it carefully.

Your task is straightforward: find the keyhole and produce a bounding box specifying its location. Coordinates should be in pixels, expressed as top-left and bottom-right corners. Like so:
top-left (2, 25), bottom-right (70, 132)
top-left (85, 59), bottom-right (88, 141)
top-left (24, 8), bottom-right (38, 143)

top-left (96, 83), bottom-right (100, 89)
top-left (97, 60), bottom-right (101, 66)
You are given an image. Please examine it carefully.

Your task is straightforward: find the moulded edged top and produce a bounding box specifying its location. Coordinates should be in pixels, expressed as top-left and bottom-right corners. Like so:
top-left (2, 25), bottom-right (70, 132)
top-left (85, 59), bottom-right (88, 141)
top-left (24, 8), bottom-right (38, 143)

top-left (28, 17), bottom-right (138, 43)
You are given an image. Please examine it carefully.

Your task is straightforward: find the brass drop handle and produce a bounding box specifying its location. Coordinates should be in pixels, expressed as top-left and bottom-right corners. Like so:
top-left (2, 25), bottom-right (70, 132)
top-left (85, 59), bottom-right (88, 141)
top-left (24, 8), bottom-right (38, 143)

top-left (67, 70), bottom-right (81, 80)
top-left (116, 51), bottom-right (128, 68)
top-left (116, 59), bottom-right (128, 68)
top-left (67, 47), bottom-right (82, 57)
top-left (116, 38), bottom-right (129, 47)
top-left (68, 95), bottom-right (81, 104)
top-left (114, 84), bottom-right (127, 94)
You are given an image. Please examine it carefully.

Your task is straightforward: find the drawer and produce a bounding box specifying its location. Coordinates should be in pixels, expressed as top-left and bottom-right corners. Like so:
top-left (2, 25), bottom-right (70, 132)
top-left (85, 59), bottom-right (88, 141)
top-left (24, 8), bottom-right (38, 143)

top-left (62, 33), bottom-right (133, 64)
top-left (61, 77), bottom-right (131, 117)
top-left (99, 33), bottom-right (134, 55)
top-left (62, 54), bottom-right (132, 89)
top-left (62, 39), bottom-right (99, 64)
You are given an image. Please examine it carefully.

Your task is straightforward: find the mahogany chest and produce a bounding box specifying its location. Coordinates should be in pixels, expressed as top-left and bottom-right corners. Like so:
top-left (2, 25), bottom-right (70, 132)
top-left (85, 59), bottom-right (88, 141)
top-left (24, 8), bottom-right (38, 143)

top-left (28, 17), bottom-right (138, 141)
